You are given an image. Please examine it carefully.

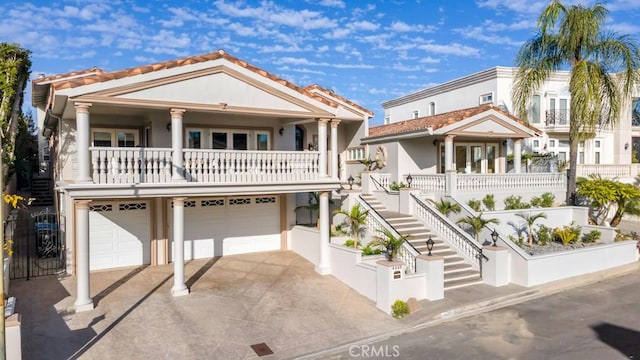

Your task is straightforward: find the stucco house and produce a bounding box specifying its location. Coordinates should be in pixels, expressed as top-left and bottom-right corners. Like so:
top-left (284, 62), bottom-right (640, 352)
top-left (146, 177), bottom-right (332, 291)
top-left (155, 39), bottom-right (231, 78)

top-left (31, 50), bottom-right (372, 311)
top-left (381, 66), bottom-right (640, 183)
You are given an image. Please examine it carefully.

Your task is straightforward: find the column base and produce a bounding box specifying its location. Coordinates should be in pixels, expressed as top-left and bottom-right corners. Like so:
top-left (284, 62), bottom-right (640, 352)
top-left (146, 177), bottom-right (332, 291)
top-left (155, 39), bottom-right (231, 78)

top-left (74, 299), bottom-right (94, 312)
top-left (314, 264), bottom-right (331, 275)
top-left (171, 286), bottom-right (189, 297)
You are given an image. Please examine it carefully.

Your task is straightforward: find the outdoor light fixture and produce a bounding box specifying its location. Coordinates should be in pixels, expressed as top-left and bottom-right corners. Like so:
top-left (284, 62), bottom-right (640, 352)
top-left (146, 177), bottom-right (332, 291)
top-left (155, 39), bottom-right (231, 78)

top-left (386, 243), bottom-right (395, 261)
top-left (166, 123), bottom-right (171, 132)
top-left (406, 174), bottom-right (413, 187)
top-left (426, 236), bottom-right (434, 256)
top-left (279, 127), bottom-right (284, 136)
top-left (491, 229), bottom-right (499, 247)
top-left (625, 142), bottom-right (629, 150)
top-left (433, 139), bottom-right (438, 146)
top-left (348, 175), bottom-right (354, 190)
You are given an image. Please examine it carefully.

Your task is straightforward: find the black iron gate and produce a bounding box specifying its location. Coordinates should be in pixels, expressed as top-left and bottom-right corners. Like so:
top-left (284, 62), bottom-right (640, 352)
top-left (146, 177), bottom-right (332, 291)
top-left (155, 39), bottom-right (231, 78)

top-left (6, 208), bottom-right (66, 279)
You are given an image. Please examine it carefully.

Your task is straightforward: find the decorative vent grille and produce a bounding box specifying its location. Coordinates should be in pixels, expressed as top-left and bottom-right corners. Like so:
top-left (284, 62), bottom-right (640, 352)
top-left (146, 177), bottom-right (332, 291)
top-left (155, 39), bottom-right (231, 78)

top-left (255, 197), bottom-right (276, 204)
top-left (185, 201), bottom-right (196, 208)
top-left (119, 203), bottom-right (147, 211)
top-left (201, 199), bottom-right (225, 207)
top-left (229, 198), bottom-right (251, 205)
top-left (90, 204), bottom-right (113, 212)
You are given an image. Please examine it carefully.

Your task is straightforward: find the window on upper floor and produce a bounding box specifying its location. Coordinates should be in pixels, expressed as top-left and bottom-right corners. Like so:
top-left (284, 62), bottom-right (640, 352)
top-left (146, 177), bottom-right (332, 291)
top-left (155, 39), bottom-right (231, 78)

top-left (412, 110), bottom-right (419, 119)
top-left (632, 98), bottom-right (640, 126)
top-left (530, 95), bottom-right (541, 123)
top-left (549, 139), bottom-right (556, 147)
top-left (384, 116), bottom-right (390, 125)
top-left (346, 147), bottom-right (366, 162)
top-left (547, 97), bottom-right (569, 126)
top-left (479, 92), bottom-right (493, 104)
top-left (429, 102), bottom-right (436, 116)
top-left (595, 140), bottom-right (601, 148)
top-left (92, 128), bottom-right (139, 147)
top-left (533, 139), bottom-right (540, 148)
top-left (595, 151), bottom-right (601, 164)
top-left (187, 128), bottom-right (269, 150)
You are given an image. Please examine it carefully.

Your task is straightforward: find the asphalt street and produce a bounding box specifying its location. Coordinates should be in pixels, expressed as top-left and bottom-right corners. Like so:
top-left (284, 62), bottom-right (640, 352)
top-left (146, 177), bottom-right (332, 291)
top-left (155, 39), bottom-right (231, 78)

top-left (329, 271), bottom-right (640, 360)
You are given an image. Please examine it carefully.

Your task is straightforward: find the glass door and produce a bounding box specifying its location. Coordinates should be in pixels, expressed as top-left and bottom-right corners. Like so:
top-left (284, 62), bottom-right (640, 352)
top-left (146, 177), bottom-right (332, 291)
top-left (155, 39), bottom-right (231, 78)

top-left (470, 145), bottom-right (483, 173)
top-left (455, 145), bottom-right (467, 173)
top-left (486, 144), bottom-right (497, 173)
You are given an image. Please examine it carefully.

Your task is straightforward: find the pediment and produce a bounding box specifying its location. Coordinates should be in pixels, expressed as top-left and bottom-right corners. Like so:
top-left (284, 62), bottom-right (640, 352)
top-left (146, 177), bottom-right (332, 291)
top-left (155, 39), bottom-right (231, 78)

top-left (444, 112), bottom-right (537, 138)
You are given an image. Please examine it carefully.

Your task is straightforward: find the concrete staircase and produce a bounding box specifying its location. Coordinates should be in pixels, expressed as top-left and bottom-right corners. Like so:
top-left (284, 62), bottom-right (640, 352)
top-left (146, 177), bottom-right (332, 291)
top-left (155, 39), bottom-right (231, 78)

top-left (360, 194), bottom-right (483, 290)
top-left (30, 177), bottom-right (54, 206)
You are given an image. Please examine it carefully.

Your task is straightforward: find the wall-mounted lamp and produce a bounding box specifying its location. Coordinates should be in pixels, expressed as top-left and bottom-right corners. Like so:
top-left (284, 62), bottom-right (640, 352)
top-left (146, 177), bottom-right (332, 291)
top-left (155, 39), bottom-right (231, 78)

top-left (433, 139), bottom-right (438, 146)
top-left (426, 237), bottom-right (434, 256)
top-left (625, 142), bottom-right (629, 150)
top-left (348, 175), bottom-right (354, 190)
top-left (502, 140), bottom-right (508, 146)
top-left (491, 229), bottom-right (499, 247)
top-left (279, 127), bottom-right (284, 136)
top-left (166, 123), bottom-right (171, 132)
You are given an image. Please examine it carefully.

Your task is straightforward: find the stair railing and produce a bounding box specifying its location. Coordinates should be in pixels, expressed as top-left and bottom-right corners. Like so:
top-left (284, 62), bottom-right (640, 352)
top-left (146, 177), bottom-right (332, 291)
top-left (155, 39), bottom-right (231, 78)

top-left (410, 194), bottom-right (487, 277)
top-left (357, 195), bottom-right (419, 273)
top-left (369, 174), bottom-right (391, 193)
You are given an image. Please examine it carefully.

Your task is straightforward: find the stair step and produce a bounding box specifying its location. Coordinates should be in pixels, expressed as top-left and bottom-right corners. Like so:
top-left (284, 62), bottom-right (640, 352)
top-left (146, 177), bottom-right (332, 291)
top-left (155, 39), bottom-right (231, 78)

top-left (444, 277), bottom-right (484, 290)
top-left (444, 269), bottom-right (479, 281)
top-left (444, 263), bottom-right (474, 272)
top-left (443, 256), bottom-right (465, 264)
top-left (430, 250), bottom-right (458, 257)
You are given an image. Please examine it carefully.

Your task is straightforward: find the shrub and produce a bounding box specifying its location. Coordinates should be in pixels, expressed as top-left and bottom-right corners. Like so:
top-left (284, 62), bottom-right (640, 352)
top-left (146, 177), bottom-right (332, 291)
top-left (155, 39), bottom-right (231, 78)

top-left (504, 195), bottom-right (531, 210)
top-left (343, 239), bottom-right (361, 248)
top-left (391, 299), bottom-right (410, 318)
top-left (530, 192), bottom-right (555, 208)
top-left (582, 229), bottom-right (602, 243)
top-left (361, 244), bottom-right (382, 255)
top-left (537, 225), bottom-right (554, 246)
top-left (554, 223), bottom-right (582, 245)
top-left (467, 199), bottom-right (482, 212)
top-left (389, 181), bottom-right (407, 191)
top-left (508, 234), bottom-right (525, 247)
top-left (482, 194), bottom-right (496, 211)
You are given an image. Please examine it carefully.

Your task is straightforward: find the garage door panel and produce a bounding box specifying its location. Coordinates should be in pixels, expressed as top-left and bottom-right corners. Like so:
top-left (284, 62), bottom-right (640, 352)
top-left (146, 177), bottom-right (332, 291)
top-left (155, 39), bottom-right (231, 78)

top-left (89, 201), bottom-right (150, 271)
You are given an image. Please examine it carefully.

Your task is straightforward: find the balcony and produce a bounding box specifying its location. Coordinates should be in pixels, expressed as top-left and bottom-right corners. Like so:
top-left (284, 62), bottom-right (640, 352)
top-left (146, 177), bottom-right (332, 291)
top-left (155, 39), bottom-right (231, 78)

top-left (89, 147), bottom-right (322, 185)
top-left (545, 110), bottom-right (569, 133)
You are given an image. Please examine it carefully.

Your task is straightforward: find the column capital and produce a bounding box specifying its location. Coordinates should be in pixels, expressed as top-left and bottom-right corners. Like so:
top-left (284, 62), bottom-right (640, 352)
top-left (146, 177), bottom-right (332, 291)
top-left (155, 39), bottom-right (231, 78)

top-left (75, 199), bottom-right (92, 209)
top-left (74, 102), bottom-right (92, 113)
top-left (170, 108), bottom-right (186, 117)
top-left (330, 119), bottom-right (341, 128)
top-left (317, 118), bottom-right (330, 126)
top-left (445, 134), bottom-right (456, 141)
top-left (173, 197), bottom-right (187, 205)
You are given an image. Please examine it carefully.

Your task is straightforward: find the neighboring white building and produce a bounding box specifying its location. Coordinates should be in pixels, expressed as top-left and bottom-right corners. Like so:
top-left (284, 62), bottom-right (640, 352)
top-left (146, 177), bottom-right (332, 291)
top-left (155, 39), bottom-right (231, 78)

top-left (381, 67), bottom-right (640, 179)
top-left (31, 50), bottom-right (372, 311)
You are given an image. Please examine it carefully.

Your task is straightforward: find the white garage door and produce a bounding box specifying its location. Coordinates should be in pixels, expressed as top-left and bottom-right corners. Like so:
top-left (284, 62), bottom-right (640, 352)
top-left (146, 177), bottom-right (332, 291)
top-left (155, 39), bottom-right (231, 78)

top-left (169, 196), bottom-right (280, 261)
top-left (89, 201), bottom-right (151, 271)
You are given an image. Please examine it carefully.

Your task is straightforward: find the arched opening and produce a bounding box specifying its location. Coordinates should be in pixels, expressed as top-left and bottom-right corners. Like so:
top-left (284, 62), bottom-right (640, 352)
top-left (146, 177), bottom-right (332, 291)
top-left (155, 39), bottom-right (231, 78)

top-left (295, 125), bottom-right (305, 151)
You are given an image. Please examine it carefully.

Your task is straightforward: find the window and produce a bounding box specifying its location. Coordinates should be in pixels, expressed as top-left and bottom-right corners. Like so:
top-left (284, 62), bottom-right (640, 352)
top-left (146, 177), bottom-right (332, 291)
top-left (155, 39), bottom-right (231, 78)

top-left (595, 140), bottom-right (601, 148)
top-left (188, 130), bottom-right (202, 149)
top-left (232, 132), bottom-right (248, 150)
top-left (187, 128), bottom-right (268, 150)
top-left (479, 93), bottom-right (493, 104)
top-left (346, 147), bottom-right (365, 162)
top-left (558, 152), bottom-right (567, 162)
top-left (92, 129), bottom-right (139, 147)
top-left (256, 133), bottom-right (269, 151)
top-left (531, 95), bottom-right (541, 123)
top-left (429, 102), bottom-right (436, 116)
top-left (632, 98), bottom-right (640, 126)
top-left (549, 139), bottom-right (556, 147)
top-left (412, 110), bottom-right (419, 119)
top-left (533, 139), bottom-right (540, 148)
top-left (384, 116), bottom-right (390, 125)
top-left (595, 152), bottom-right (601, 164)
top-left (579, 152), bottom-right (584, 164)
top-left (211, 132), bottom-right (226, 149)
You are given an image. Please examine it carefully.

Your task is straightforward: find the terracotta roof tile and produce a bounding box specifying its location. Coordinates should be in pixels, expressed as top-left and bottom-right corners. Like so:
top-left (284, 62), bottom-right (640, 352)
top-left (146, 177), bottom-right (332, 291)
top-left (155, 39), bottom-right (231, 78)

top-left (368, 104), bottom-right (541, 139)
top-left (33, 50), bottom-right (354, 111)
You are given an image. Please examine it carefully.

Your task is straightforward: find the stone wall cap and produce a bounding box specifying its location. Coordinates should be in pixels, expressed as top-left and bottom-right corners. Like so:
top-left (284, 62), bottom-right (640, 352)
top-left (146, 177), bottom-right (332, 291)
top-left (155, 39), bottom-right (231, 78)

top-left (483, 246), bottom-right (508, 251)
top-left (417, 254), bottom-right (444, 261)
top-left (5, 313), bottom-right (20, 327)
top-left (376, 260), bottom-right (404, 267)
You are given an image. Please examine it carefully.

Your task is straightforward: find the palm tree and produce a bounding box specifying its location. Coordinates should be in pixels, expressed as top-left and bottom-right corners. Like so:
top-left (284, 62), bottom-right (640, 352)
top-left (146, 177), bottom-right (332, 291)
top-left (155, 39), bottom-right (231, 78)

top-left (428, 198), bottom-right (461, 217)
top-left (369, 228), bottom-right (409, 261)
top-left (515, 212), bottom-right (548, 246)
top-left (512, 1), bottom-right (640, 205)
top-left (333, 204), bottom-right (369, 249)
top-left (456, 212), bottom-right (500, 243)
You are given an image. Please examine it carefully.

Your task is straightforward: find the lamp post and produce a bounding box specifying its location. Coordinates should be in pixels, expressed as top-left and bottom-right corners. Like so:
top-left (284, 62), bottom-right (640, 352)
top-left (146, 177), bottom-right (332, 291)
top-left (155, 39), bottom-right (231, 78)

top-left (406, 174), bottom-right (413, 187)
top-left (426, 236), bottom-right (434, 256)
top-left (386, 242), bottom-right (395, 261)
top-left (491, 229), bottom-right (499, 247)
top-left (348, 175), bottom-right (354, 190)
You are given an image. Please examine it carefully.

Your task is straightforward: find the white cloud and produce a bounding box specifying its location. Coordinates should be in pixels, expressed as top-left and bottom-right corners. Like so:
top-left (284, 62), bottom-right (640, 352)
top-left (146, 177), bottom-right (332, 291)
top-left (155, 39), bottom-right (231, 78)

top-left (454, 26), bottom-right (522, 46)
top-left (318, 0), bottom-right (346, 8)
top-left (476, 0), bottom-right (548, 15)
top-left (214, 0), bottom-right (338, 30)
top-left (389, 21), bottom-right (436, 33)
top-left (418, 42), bottom-right (481, 56)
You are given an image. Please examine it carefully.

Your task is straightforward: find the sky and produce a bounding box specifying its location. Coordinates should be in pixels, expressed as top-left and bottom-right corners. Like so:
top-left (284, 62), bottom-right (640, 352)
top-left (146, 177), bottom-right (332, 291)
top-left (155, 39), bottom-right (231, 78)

top-left (3, 0), bottom-right (640, 125)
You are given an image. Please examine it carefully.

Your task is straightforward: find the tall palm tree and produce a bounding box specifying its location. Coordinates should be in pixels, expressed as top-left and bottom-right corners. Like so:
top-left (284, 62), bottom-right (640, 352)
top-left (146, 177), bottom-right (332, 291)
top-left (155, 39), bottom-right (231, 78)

top-left (515, 212), bottom-right (548, 246)
top-left (456, 212), bottom-right (500, 243)
top-left (512, 1), bottom-right (640, 205)
top-left (333, 204), bottom-right (369, 249)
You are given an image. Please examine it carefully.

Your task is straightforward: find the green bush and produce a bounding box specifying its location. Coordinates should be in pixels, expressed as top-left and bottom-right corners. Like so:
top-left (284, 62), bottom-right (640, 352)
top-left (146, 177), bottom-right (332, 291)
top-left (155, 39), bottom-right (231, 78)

top-left (554, 223), bottom-right (582, 245)
top-left (531, 192), bottom-right (555, 208)
top-left (361, 244), bottom-right (382, 255)
top-left (537, 225), bottom-right (554, 246)
top-left (344, 239), bottom-right (361, 248)
top-left (467, 199), bottom-right (482, 212)
top-left (391, 299), bottom-right (410, 318)
top-left (504, 195), bottom-right (531, 210)
top-left (389, 181), bottom-right (407, 191)
top-left (582, 229), bottom-right (602, 243)
top-left (482, 194), bottom-right (496, 211)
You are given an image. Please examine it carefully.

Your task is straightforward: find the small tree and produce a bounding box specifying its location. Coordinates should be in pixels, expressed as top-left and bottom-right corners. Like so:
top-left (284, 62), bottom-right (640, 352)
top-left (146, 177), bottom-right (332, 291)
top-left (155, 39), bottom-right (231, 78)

top-left (333, 204), bottom-right (369, 249)
top-left (515, 212), bottom-right (548, 246)
top-left (577, 178), bottom-right (640, 226)
top-left (369, 228), bottom-right (409, 260)
top-left (467, 199), bottom-right (482, 212)
top-left (428, 198), bottom-right (461, 217)
top-left (456, 212), bottom-right (500, 242)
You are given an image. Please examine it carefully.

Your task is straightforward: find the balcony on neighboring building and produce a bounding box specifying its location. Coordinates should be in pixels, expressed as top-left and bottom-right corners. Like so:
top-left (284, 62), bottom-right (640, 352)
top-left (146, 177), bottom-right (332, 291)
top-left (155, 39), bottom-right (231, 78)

top-left (545, 109), bottom-right (569, 133)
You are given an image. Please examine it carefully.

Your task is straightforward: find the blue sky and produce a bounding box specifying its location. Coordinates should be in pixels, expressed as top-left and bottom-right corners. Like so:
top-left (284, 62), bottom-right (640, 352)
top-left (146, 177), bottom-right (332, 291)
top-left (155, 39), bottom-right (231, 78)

top-left (3, 0), bottom-right (640, 125)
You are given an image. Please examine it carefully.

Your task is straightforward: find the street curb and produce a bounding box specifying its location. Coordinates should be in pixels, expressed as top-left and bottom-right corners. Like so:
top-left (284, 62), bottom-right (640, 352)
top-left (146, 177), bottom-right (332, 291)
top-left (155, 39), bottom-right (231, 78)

top-left (295, 262), bottom-right (640, 360)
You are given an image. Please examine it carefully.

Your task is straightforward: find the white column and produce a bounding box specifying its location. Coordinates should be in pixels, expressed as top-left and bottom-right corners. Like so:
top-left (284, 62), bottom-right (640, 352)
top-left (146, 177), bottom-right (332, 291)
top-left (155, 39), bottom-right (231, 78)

top-left (75, 200), bottom-right (94, 312)
top-left (315, 191), bottom-right (331, 275)
top-left (171, 109), bottom-right (186, 181)
top-left (330, 120), bottom-right (340, 179)
top-left (171, 197), bottom-right (189, 296)
top-left (514, 139), bottom-right (522, 174)
top-left (318, 119), bottom-right (329, 177)
top-left (75, 103), bottom-right (93, 183)
top-left (444, 135), bottom-right (455, 172)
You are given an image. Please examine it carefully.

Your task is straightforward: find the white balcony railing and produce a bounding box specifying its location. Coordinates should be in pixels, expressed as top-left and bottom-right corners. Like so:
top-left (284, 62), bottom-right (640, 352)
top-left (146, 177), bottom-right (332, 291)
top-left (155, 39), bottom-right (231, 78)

top-left (403, 173), bottom-right (566, 195)
top-left (90, 147), bottom-right (321, 185)
top-left (576, 164), bottom-right (640, 180)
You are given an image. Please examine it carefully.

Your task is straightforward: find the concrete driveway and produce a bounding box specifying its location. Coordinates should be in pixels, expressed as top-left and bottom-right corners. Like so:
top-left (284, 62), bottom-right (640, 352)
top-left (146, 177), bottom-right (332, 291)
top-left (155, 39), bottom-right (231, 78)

top-left (11, 251), bottom-right (400, 359)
